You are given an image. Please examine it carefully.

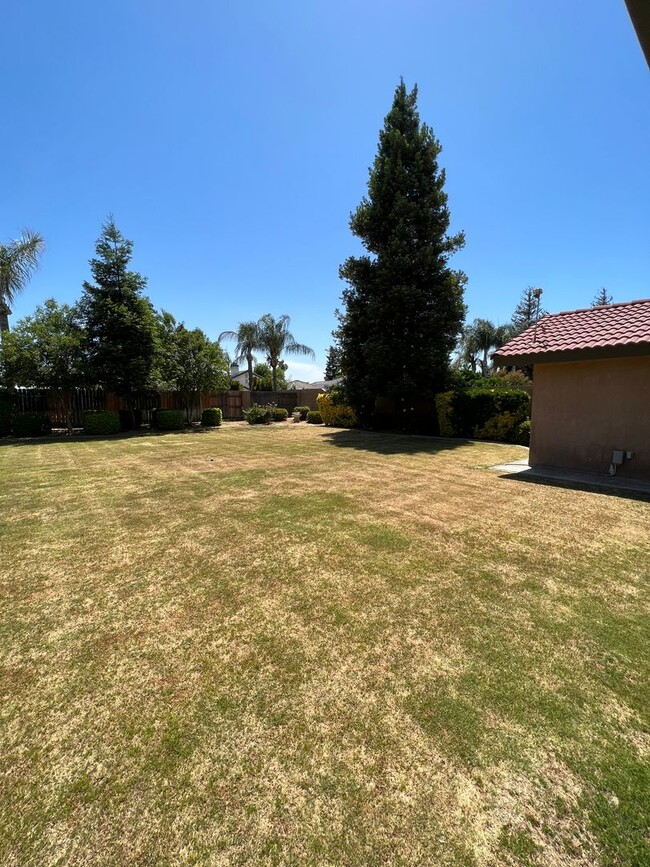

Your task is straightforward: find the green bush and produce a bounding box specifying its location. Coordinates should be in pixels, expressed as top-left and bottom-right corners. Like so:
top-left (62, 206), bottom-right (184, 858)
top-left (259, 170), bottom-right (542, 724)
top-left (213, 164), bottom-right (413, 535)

top-left (270, 406), bottom-right (288, 421)
top-left (516, 419), bottom-right (531, 445)
top-left (153, 409), bottom-right (185, 431)
top-left (243, 404), bottom-right (271, 425)
top-left (0, 391), bottom-right (14, 437)
top-left (83, 410), bottom-right (120, 435)
top-left (306, 410), bottom-right (322, 424)
top-left (435, 388), bottom-right (531, 443)
top-left (12, 412), bottom-right (52, 438)
top-left (295, 405), bottom-right (310, 421)
top-left (201, 406), bottom-right (223, 427)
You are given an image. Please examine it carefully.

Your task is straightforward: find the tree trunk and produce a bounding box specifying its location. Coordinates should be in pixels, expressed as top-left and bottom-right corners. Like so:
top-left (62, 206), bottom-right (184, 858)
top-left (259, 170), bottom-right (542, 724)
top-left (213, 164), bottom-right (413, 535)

top-left (247, 353), bottom-right (254, 391)
top-left (272, 362), bottom-right (278, 392)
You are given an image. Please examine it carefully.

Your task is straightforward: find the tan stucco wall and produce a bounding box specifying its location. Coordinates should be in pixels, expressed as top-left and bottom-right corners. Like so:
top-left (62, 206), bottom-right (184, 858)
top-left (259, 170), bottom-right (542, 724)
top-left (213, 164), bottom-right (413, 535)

top-left (530, 356), bottom-right (650, 480)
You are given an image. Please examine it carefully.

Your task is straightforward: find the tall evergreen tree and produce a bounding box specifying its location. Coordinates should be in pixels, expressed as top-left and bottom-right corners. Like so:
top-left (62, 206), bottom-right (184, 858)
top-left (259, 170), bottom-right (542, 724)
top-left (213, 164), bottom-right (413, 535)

top-left (80, 218), bottom-right (156, 421)
top-left (511, 286), bottom-right (547, 333)
top-left (337, 81), bottom-right (466, 425)
top-left (591, 287), bottom-right (613, 307)
top-left (324, 343), bottom-right (342, 380)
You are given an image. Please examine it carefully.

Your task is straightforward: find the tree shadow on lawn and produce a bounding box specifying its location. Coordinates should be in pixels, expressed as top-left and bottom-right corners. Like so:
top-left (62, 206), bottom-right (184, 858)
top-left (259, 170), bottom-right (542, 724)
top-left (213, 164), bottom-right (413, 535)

top-left (321, 427), bottom-right (471, 456)
top-left (0, 427), bottom-right (219, 448)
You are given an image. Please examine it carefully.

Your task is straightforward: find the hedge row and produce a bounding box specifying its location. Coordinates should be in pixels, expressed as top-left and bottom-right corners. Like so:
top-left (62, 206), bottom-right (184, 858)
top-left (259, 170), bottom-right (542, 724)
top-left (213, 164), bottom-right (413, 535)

top-left (435, 388), bottom-right (531, 444)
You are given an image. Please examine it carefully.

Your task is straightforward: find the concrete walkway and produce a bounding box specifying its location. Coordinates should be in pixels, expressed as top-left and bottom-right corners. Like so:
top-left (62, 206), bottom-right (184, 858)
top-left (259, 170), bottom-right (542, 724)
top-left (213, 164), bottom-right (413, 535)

top-left (490, 459), bottom-right (650, 498)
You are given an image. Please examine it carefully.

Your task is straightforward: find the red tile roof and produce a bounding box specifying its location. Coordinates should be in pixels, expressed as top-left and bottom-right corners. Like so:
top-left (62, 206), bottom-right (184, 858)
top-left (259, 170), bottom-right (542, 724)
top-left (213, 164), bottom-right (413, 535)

top-left (493, 298), bottom-right (650, 364)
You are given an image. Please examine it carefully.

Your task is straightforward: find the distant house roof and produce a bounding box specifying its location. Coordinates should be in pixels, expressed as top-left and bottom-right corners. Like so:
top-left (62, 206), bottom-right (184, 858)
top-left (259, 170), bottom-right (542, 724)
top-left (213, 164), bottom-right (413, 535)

top-left (493, 298), bottom-right (650, 365)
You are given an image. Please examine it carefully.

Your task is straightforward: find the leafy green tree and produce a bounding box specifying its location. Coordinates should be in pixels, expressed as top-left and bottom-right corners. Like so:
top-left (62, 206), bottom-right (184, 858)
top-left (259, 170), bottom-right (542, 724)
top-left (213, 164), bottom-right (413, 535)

top-left (0, 229), bottom-right (45, 332)
top-left (154, 311), bottom-right (230, 420)
top-left (591, 287), bottom-right (613, 307)
top-left (1, 299), bottom-right (86, 434)
top-left (337, 80), bottom-right (466, 425)
top-left (218, 321), bottom-right (260, 391)
top-left (80, 218), bottom-right (157, 424)
top-left (256, 314), bottom-right (314, 391)
top-left (324, 344), bottom-right (342, 380)
top-left (511, 286), bottom-right (547, 333)
top-left (253, 361), bottom-right (288, 391)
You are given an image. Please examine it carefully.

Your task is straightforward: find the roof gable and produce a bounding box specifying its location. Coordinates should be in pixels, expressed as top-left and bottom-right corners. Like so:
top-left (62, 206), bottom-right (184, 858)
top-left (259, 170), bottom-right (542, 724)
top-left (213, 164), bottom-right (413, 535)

top-left (493, 298), bottom-right (650, 365)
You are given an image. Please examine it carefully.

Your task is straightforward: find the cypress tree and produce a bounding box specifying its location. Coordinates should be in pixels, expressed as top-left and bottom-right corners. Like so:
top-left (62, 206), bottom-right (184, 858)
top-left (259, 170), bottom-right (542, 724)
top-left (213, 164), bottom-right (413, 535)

top-left (337, 80), bottom-right (466, 427)
top-left (81, 218), bottom-right (157, 420)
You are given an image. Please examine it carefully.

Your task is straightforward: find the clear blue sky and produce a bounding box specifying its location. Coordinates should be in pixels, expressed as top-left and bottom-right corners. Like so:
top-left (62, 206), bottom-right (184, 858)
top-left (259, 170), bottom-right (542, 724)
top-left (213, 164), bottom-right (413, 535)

top-left (3, 0), bottom-right (649, 380)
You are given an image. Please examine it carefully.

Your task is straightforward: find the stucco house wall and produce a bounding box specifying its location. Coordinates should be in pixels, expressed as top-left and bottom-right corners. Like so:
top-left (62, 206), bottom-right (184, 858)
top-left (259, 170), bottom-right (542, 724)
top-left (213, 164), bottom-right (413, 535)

top-left (530, 355), bottom-right (650, 479)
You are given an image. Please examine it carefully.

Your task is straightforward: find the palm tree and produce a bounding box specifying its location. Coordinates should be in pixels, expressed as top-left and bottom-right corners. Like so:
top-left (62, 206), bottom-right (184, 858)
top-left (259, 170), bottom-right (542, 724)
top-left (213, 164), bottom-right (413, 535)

top-left (0, 230), bottom-right (45, 332)
top-left (256, 314), bottom-right (314, 391)
top-left (218, 321), bottom-right (260, 391)
top-left (463, 319), bottom-right (515, 377)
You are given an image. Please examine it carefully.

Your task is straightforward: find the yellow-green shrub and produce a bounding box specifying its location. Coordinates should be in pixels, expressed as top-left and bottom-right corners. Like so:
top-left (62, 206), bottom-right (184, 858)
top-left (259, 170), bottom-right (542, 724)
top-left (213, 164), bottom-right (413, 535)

top-left (317, 393), bottom-right (357, 428)
top-left (473, 411), bottom-right (520, 442)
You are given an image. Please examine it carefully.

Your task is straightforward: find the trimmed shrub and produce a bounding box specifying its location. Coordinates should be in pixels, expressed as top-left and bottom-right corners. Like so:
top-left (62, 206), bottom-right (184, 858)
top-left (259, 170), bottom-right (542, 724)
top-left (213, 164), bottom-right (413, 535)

top-left (12, 412), bottom-right (52, 438)
top-left (270, 406), bottom-right (288, 421)
top-left (306, 410), bottom-right (322, 424)
top-left (83, 410), bottom-right (120, 435)
top-left (118, 409), bottom-right (143, 431)
top-left (295, 405), bottom-right (310, 421)
top-left (317, 393), bottom-right (357, 428)
top-left (201, 407), bottom-right (223, 427)
top-left (154, 409), bottom-right (185, 431)
top-left (243, 404), bottom-right (271, 425)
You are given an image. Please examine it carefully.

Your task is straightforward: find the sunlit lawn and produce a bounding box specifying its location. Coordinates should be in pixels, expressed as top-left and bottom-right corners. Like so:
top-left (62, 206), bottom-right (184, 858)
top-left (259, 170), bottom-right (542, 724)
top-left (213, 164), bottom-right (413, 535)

top-left (1, 423), bottom-right (648, 866)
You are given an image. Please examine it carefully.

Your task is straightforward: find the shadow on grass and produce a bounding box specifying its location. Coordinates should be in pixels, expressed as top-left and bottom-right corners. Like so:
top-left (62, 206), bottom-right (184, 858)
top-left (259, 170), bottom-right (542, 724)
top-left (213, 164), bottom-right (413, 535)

top-left (0, 426), bottom-right (222, 448)
top-left (500, 470), bottom-right (650, 503)
top-left (321, 427), bottom-right (471, 456)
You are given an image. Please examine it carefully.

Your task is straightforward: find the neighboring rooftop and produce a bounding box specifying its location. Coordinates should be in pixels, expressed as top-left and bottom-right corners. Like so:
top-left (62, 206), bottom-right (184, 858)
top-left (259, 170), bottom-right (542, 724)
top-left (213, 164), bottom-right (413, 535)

top-left (493, 298), bottom-right (650, 365)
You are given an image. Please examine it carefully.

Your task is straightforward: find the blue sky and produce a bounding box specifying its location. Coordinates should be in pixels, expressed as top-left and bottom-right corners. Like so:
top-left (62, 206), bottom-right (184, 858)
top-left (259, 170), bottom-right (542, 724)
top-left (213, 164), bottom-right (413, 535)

top-left (3, 0), bottom-right (649, 380)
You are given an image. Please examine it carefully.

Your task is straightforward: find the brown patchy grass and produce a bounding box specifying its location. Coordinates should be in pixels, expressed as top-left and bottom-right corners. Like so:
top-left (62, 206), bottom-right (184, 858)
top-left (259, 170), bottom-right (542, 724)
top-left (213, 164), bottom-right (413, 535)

top-left (1, 423), bottom-right (648, 866)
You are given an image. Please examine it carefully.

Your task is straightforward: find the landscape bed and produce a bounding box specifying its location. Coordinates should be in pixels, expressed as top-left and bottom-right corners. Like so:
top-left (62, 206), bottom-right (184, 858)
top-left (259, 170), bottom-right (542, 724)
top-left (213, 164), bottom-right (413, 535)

top-left (1, 423), bottom-right (648, 866)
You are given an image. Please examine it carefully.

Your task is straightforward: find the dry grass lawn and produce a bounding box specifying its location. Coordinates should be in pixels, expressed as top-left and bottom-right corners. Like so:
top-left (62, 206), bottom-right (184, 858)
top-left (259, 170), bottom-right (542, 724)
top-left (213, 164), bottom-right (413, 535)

top-left (1, 423), bottom-right (648, 866)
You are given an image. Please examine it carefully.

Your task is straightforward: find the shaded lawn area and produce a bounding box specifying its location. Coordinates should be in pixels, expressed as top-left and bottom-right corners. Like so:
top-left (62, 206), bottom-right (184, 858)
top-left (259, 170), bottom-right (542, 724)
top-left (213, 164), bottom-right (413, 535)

top-left (1, 424), bottom-right (648, 866)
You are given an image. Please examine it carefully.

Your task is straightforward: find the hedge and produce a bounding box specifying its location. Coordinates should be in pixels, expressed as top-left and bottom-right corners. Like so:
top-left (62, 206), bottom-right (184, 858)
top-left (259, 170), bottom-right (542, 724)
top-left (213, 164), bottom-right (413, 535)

top-left (306, 410), bottom-right (322, 424)
top-left (295, 405), bottom-right (310, 421)
top-left (201, 407), bottom-right (223, 427)
top-left (153, 409), bottom-right (185, 431)
top-left (435, 388), bottom-right (531, 443)
top-left (12, 412), bottom-right (52, 438)
top-left (83, 410), bottom-right (120, 436)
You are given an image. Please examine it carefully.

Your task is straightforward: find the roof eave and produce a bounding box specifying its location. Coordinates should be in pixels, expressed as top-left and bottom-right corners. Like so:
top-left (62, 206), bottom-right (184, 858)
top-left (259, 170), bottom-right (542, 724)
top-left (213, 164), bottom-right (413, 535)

top-left (493, 342), bottom-right (650, 367)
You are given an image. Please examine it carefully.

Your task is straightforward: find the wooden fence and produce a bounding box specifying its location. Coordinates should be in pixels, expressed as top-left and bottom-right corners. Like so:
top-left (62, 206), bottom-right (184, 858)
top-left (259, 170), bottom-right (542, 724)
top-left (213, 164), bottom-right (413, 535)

top-left (12, 387), bottom-right (323, 428)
